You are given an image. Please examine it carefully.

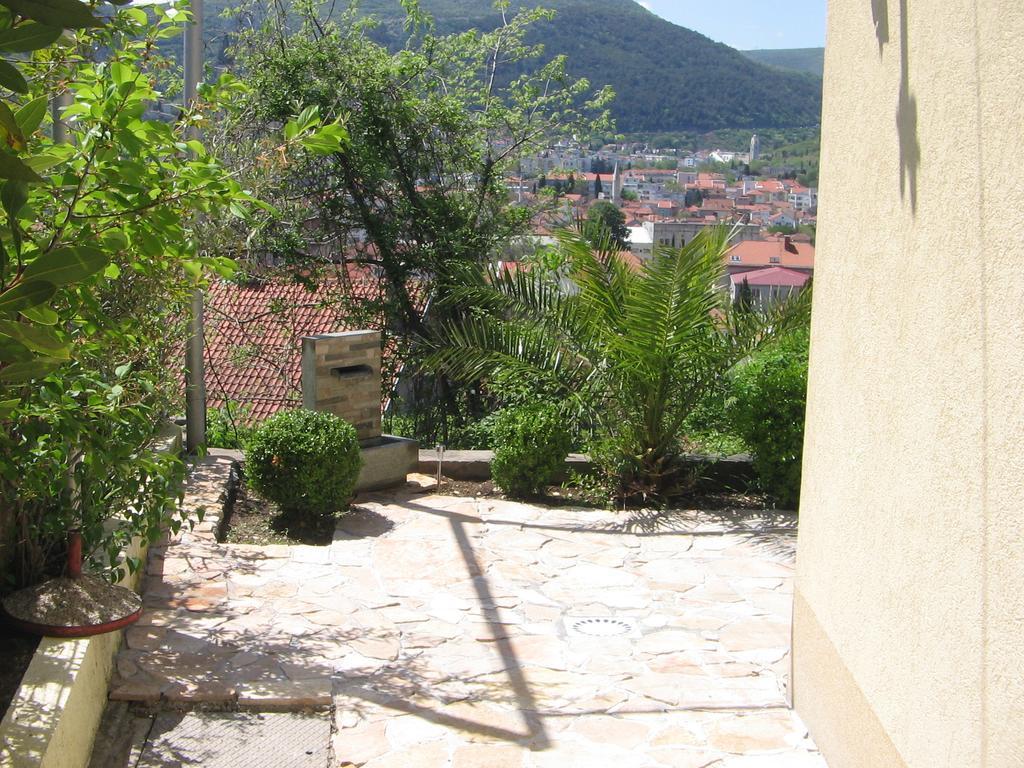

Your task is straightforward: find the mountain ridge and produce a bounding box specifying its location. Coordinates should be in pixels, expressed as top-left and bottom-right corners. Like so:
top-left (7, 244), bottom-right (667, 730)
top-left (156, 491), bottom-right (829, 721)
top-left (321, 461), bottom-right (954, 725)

top-left (741, 48), bottom-right (825, 78)
top-left (201, 0), bottom-right (823, 134)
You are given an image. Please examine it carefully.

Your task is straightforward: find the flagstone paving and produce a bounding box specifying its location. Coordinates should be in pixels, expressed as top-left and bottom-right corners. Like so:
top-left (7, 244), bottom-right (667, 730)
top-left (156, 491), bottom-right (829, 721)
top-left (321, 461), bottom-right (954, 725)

top-left (110, 454), bottom-right (827, 766)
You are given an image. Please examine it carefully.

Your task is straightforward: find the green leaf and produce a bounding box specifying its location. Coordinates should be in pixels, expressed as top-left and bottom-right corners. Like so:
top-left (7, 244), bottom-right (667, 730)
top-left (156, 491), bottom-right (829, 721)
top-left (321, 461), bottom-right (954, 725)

top-left (109, 61), bottom-right (129, 87)
top-left (0, 336), bottom-right (27, 362)
top-left (0, 319), bottom-right (67, 357)
top-left (23, 153), bottom-right (62, 173)
top-left (300, 136), bottom-right (344, 155)
top-left (0, 357), bottom-right (62, 382)
top-left (122, 7), bottom-right (146, 25)
top-left (0, 61), bottom-right (27, 94)
top-left (0, 0), bottom-right (101, 29)
top-left (0, 279), bottom-right (55, 313)
top-left (134, 229), bottom-right (162, 257)
top-left (103, 262), bottom-right (121, 279)
top-left (0, 397), bottom-right (19, 418)
top-left (15, 96), bottom-right (48, 135)
top-left (0, 102), bottom-right (26, 151)
top-left (20, 304), bottom-right (57, 324)
top-left (100, 229), bottom-right (127, 251)
top-left (209, 256), bottom-right (236, 279)
top-left (2, 179), bottom-right (27, 218)
top-left (0, 22), bottom-right (61, 52)
top-left (0, 151), bottom-right (41, 182)
top-left (21, 245), bottom-right (109, 287)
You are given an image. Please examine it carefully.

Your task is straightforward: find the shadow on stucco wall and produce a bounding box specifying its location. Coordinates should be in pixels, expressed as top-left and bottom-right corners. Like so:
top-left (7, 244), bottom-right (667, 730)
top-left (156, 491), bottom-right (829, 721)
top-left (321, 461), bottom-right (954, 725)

top-left (871, 0), bottom-right (921, 214)
top-left (896, 0), bottom-right (921, 214)
top-left (871, 0), bottom-right (889, 50)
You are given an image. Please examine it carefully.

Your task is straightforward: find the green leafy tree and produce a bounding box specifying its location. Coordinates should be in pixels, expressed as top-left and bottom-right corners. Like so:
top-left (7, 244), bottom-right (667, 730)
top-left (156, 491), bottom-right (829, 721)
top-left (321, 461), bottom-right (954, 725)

top-left (584, 200), bottom-right (628, 250)
top-left (735, 278), bottom-right (754, 312)
top-left (217, 0), bottom-right (612, 442)
top-left (225, 1), bottom-right (612, 340)
top-left (0, 1), bottom-right (343, 588)
top-left (427, 227), bottom-right (810, 504)
top-left (0, 0), bottom-right (114, 392)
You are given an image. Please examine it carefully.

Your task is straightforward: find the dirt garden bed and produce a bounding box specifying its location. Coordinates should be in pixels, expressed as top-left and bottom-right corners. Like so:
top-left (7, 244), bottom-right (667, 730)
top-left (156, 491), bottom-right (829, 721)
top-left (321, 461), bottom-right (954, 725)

top-left (217, 468), bottom-right (336, 547)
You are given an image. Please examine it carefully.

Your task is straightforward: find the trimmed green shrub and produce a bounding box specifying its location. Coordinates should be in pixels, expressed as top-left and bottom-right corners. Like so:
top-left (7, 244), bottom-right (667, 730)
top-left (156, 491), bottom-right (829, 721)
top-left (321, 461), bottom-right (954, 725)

top-left (207, 401), bottom-right (255, 450)
top-left (245, 410), bottom-right (363, 519)
top-left (729, 330), bottom-right (810, 509)
top-left (491, 404), bottom-right (572, 498)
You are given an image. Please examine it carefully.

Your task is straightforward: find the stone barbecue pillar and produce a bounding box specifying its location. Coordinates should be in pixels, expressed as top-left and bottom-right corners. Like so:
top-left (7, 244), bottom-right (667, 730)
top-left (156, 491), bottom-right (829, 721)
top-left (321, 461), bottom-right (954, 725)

top-left (301, 330), bottom-right (382, 444)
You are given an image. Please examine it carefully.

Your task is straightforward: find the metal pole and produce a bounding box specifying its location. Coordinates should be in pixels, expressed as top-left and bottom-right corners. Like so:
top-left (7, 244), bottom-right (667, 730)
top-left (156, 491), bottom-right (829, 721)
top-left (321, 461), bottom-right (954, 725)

top-left (51, 90), bottom-right (73, 145)
top-left (183, 0), bottom-right (206, 453)
top-left (182, 0), bottom-right (203, 109)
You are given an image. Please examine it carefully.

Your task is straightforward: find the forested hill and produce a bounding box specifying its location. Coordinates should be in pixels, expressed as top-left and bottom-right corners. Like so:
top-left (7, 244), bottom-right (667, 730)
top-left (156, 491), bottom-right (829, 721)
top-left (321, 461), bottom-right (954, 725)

top-left (741, 48), bottom-right (825, 78)
top-left (201, 0), bottom-right (823, 134)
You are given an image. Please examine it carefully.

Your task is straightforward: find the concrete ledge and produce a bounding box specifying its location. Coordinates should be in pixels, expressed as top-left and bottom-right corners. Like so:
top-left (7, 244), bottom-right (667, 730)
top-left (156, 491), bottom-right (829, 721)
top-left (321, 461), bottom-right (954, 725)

top-left (0, 424), bottom-right (183, 768)
top-left (417, 449), bottom-right (755, 489)
top-left (356, 435), bottom-right (418, 492)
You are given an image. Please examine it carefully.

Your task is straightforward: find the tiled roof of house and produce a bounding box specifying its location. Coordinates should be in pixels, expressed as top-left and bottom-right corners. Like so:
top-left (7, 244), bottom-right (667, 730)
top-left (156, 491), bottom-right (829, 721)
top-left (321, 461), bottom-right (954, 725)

top-left (620, 251), bottom-right (645, 270)
top-left (203, 266), bottom-right (388, 422)
top-left (727, 235), bottom-right (815, 270)
top-left (702, 198), bottom-right (736, 211)
top-left (730, 266), bottom-right (812, 288)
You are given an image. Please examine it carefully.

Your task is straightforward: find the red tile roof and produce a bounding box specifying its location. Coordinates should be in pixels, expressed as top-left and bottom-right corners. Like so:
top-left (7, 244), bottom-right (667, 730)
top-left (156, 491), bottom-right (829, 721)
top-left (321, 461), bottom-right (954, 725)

top-left (203, 266), bottom-right (389, 422)
top-left (620, 251), bottom-right (644, 270)
top-left (730, 266), bottom-right (811, 288)
top-left (727, 235), bottom-right (815, 270)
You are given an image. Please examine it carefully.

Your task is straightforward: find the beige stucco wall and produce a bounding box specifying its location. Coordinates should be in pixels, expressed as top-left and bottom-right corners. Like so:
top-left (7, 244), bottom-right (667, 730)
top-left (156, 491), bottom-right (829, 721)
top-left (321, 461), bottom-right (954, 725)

top-left (793, 1), bottom-right (1024, 767)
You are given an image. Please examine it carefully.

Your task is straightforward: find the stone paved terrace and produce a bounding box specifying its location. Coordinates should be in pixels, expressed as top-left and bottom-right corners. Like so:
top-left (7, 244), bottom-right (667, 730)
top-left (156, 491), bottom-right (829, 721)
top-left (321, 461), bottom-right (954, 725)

top-left (108, 455), bottom-right (827, 767)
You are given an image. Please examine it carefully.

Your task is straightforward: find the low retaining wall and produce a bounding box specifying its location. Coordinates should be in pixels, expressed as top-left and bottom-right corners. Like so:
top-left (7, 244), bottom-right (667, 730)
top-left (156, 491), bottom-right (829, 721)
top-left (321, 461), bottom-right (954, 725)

top-left (417, 449), bottom-right (756, 489)
top-left (0, 425), bottom-right (184, 768)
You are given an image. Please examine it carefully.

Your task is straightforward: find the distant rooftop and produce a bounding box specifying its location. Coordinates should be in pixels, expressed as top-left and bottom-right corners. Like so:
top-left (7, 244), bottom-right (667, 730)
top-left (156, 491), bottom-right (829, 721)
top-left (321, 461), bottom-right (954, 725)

top-left (203, 267), bottom-right (390, 422)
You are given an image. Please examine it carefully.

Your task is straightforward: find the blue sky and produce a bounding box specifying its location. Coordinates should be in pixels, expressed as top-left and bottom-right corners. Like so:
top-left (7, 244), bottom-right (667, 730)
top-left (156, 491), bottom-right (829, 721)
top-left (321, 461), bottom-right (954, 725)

top-left (635, 0), bottom-right (827, 50)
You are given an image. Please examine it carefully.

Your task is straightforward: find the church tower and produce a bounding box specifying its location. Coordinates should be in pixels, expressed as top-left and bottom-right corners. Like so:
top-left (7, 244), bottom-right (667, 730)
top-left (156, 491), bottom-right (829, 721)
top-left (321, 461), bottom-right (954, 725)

top-left (749, 134), bottom-right (761, 161)
top-left (611, 161), bottom-right (623, 205)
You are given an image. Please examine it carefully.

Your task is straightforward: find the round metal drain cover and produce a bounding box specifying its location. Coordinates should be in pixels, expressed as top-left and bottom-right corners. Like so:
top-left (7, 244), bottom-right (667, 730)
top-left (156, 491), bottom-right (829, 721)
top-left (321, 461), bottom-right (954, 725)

top-left (569, 617), bottom-right (633, 637)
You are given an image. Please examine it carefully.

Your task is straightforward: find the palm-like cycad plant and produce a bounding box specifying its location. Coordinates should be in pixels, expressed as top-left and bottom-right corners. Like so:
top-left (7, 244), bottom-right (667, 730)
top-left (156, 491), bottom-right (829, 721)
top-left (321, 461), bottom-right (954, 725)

top-left (427, 226), bottom-right (811, 504)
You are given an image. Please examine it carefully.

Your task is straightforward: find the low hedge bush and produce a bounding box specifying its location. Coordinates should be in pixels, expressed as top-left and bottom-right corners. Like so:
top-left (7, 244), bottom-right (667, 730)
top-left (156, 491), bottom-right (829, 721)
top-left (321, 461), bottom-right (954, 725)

top-left (491, 404), bottom-right (572, 498)
top-left (245, 409), bottom-right (363, 520)
top-left (729, 330), bottom-right (810, 509)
